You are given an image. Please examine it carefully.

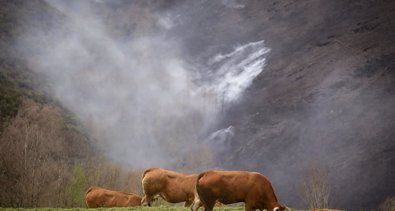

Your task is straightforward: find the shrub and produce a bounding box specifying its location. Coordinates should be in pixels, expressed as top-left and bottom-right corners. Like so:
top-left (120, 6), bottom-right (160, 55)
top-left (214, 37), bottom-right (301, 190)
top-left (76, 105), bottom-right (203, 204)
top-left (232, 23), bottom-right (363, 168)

top-left (66, 165), bottom-right (88, 207)
top-left (378, 196), bottom-right (395, 211)
top-left (299, 163), bottom-right (330, 210)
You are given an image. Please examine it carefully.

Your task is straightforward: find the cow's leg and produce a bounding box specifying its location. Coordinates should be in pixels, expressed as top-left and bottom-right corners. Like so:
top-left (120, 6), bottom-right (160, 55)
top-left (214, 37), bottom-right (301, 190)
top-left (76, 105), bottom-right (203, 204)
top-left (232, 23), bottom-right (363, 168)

top-left (191, 190), bottom-right (202, 211)
top-left (191, 199), bottom-right (202, 211)
top-left (185, 200), bottom-right (193, 207)
top-left (203, 199), bottom-right (215, 211)
top-left (244, 202), bottom-right (255, 211)
top-left (86, 202), bottom-right (97, 208)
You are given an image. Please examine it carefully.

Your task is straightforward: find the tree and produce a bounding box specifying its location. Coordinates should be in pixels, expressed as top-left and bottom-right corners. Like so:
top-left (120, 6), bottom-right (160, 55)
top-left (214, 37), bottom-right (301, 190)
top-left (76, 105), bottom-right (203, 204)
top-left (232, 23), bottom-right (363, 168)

top-left (378, 196), bottom-right (395, 211)
top-left (0, 100), bottom-right (70, 207)
top-left (299, 163), bottom-right (331, 209)
top-left (66, 165), bottom-right (88, 207)
top-left (85, 160), bottom-right (143, 195)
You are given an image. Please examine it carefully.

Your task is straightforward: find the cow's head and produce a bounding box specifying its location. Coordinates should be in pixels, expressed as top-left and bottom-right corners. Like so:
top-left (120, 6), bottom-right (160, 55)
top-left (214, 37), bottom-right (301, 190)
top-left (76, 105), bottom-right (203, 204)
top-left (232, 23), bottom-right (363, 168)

top-left (141, 195), bottom-right (159, 207)
top-left (141, 196), bottom-right (151, 206)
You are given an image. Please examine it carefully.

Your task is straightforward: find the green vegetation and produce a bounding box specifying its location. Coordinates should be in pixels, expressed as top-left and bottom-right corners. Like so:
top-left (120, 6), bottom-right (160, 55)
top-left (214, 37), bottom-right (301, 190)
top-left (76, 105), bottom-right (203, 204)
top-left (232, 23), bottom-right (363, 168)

top-left (66, 165), bottom-right (89, 207)
top-left (0, 85), bottom-right (22, 122)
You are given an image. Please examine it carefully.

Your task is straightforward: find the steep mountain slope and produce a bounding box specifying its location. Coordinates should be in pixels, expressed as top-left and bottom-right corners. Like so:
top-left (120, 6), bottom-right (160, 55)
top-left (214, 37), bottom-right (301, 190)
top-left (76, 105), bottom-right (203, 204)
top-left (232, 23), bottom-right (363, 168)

top-left (206, 1), bottom-right (395, 210)
top-left (0, 1), bottom-right (144, 207)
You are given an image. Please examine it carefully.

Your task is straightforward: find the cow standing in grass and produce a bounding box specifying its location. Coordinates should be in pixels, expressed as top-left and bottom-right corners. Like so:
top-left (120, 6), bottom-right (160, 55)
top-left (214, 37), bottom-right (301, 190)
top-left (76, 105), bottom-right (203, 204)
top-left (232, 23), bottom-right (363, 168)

top-left (141, 168), bottom-right (197, 207)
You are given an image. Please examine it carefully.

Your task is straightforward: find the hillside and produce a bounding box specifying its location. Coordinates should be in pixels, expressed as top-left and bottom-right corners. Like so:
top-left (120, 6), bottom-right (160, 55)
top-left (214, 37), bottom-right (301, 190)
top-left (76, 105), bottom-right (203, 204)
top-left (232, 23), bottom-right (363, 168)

top-left (207, 0), bottom-right (395, 210)
top-left (149, 0), bottom-right (395, 209)
top-left (0, 0), bottom-right (143, 208)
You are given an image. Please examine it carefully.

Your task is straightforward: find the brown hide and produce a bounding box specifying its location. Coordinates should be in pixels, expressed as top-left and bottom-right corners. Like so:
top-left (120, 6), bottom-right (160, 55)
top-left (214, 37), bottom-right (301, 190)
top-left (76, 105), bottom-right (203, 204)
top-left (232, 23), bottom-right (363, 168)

top-left (85, 186), bottom-right (142, 208)
top-left (141, 168), bottom-right (197, 207)
top-left (195, 170), bottom-right (286, 211)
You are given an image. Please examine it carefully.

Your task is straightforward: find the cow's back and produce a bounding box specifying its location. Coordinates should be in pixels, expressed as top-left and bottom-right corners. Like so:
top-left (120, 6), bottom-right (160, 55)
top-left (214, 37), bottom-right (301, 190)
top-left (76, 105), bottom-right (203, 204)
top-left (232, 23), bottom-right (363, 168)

top-left (141, 168), bottom-right (198, 205)
top-left (166, 173), bottom-right (197, 195)
top-left (121, 192), bottom-right (142, 206)
top-left (142, 168), bottom-right (169, 195)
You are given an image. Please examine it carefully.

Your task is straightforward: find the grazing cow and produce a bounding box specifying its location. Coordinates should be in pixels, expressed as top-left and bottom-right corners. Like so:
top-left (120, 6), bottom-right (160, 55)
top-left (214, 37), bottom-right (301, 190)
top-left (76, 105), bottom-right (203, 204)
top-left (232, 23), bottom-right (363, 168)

top-left (193, 170), bottom-right (287, 211)
top-left (85, 186), bottom-right (142, 208)
top-left (141, 168), bottom-right (198, 207)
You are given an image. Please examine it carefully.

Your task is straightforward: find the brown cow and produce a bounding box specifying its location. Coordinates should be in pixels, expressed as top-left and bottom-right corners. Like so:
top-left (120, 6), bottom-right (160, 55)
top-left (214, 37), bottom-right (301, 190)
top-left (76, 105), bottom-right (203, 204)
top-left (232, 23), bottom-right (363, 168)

top-left (193, 170), bottom-right (287, 211)
top-left (141, 168), bottom-right (197, 207)
top-left (85, 186), bottom-right (142, 208)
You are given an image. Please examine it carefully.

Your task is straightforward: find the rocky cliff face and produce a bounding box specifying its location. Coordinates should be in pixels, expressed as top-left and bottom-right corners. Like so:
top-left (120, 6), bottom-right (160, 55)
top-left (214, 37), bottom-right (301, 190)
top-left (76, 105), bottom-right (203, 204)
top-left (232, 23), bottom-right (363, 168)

top-left (200, 1), bottom-right (395, 210)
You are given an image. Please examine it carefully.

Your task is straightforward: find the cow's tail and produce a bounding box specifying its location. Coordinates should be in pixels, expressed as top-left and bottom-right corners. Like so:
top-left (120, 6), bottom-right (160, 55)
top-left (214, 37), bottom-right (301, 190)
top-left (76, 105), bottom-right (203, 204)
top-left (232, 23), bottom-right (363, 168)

top-left (192, 172), bottom-right (207, 211)
top-left (192, 181), bottom-right (203, 211)
top-left (196, 172), bottom-right (206, 187)
top-left (195, 172), bottom-right (206, 196)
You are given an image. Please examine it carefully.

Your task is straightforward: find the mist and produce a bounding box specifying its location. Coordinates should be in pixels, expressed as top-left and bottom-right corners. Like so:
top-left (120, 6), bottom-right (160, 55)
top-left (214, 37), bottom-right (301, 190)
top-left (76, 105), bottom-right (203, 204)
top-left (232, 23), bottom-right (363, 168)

top-left (17, 0), bottom-right (269, 169)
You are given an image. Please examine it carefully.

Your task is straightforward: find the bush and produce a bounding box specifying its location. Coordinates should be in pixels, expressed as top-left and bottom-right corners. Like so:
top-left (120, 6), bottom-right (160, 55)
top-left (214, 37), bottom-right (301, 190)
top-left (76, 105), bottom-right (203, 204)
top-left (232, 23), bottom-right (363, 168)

top-left (378, 196), bottom-right (395, 211)
top-left (299, 164), bottom-right (331, 210)
top-left (0, 86), bottom-right (22, 124)
top-left (66, 165), bottom-right (88, 207)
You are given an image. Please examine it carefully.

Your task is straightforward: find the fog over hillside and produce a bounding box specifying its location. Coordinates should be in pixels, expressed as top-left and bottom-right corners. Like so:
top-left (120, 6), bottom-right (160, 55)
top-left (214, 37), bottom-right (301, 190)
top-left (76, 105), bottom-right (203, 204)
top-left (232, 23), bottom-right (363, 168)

top-left (17, 0), bottom-right (270, 170)
top-left (12, 0), bottom-right (395, 210)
